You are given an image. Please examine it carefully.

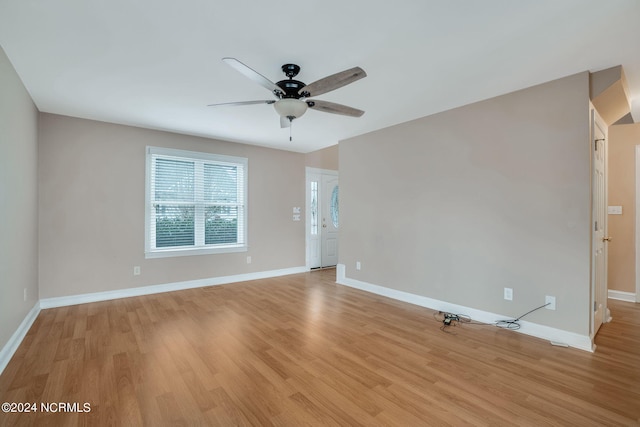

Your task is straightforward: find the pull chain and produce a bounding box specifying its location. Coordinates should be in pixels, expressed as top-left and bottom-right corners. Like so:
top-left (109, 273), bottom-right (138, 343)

top-left (287, 116), bottom-right (294, 141)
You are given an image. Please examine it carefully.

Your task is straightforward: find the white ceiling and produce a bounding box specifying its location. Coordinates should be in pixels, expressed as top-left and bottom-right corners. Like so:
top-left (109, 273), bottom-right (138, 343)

top-left (1, 0), bottom-right (639, 153)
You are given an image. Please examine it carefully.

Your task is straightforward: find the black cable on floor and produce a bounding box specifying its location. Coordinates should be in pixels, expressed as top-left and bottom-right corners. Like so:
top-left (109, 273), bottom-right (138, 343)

top-left (434, 302), bottom-right (551, 332)
top-left (495, 302), bottom-right (550, 330)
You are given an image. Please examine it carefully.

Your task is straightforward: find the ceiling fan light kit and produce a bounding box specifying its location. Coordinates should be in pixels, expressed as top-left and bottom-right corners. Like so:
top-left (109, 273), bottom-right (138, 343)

top-left (209, 58), bottom-right (366, 140)
top-left (273, 98), bottom-right (308, 120)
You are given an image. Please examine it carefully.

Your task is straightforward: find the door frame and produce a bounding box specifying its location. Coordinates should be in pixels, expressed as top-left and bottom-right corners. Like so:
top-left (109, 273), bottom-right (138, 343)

top-left (636, 145), bottom-right (640, 302)
top-left (305, 167), bottom-right (338, 269)
top-left (590, 104), bottom-right (610, 342)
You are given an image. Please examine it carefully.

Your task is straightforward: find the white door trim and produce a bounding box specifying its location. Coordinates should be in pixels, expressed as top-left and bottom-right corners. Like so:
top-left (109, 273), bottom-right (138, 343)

top-left (636, 145), bottom-right (640, 302)
top-left (306, 167), bottom-right (338, 176)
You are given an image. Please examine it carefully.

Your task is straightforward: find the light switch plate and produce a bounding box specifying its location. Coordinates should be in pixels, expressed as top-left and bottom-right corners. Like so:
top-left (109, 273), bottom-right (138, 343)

top-left (607, 206), bottom-right (622, 215)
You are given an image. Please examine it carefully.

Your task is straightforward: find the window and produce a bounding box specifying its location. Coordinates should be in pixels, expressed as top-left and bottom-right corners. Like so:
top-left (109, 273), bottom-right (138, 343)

top-left (145, 146), bottom-right (247, 258)
top-left (310, 180), bottom-right (318, 235)
top-left (330, 184), bottom-right (339, 228)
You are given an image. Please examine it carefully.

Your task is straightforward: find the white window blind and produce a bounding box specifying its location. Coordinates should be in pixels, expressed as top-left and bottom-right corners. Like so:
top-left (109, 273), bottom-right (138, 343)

top-left (145, 146), bottom-right (247, 258)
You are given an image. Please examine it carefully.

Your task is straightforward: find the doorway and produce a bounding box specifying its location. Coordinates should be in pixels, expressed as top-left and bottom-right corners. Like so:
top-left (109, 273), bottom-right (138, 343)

top-left (306, 168), bottom-right (339, 269)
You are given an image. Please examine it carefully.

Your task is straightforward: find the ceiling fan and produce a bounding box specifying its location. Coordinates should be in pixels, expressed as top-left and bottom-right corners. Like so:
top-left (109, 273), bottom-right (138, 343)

top-left (208, 58), bottom-right (367, 135)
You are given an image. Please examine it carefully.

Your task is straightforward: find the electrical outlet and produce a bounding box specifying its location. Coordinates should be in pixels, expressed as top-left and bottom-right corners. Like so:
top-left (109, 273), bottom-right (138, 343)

top-left (356, 261), bottom-right (361, 271)
top-left (247, 256), bottom-right (252, 264)
top-left (133, 266), bottom-right (141, 276)
top-left (545, 295), bottom-right (556, 310)
top-left (504, 287), bottom-right (513, 301)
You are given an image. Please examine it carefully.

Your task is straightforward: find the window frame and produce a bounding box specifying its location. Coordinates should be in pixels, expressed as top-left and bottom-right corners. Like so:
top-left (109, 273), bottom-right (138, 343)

top-left (145, 146), bottom-right (248, 259)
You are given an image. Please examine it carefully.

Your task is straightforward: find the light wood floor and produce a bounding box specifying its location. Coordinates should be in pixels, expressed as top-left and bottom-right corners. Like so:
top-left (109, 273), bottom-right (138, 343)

top-left (1, 269), bottom-right (639, 426)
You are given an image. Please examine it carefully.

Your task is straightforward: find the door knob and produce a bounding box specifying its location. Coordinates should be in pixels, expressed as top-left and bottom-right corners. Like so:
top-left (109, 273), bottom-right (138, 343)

top-left (603, 236), bottom-right (612, 242)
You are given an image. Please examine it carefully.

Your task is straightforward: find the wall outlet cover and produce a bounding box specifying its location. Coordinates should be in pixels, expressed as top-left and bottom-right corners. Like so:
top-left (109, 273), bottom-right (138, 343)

top-left (545, 295), bottom-right (556, 310)
top-left (504, 287), bottom-right (513, 301)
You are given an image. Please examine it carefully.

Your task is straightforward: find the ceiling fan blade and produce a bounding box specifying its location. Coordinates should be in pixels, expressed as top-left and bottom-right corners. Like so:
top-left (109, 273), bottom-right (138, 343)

top-left (308, 100), bottom-right (364, 117)
top-left (222, 57), bottom-right (284, 97)
top-left (280, 116), bottom-right (292, 128)
top-left (207, 100), bottom-right (275, 107)
top-left (299, 66), bottom-right (366, 97)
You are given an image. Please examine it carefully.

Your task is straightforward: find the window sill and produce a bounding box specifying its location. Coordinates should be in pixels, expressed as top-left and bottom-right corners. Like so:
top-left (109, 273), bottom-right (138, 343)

top-left (145, 245), bottom-right (247, 259)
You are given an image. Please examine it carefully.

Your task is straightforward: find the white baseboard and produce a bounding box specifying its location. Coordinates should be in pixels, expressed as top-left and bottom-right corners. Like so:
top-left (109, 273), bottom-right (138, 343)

top-left (608, 289), bottom-right (637, 303)
top-left (0, 302), bottom-right (41, 376)
top-left (336, 264), bottom-right (594, 352)
top-left (40, 266), bottom-right (308, 309)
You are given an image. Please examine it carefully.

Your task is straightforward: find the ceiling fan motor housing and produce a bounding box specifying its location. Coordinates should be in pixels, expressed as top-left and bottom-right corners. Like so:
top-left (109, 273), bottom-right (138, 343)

top-left (276, 79), bottom-right (306, 98)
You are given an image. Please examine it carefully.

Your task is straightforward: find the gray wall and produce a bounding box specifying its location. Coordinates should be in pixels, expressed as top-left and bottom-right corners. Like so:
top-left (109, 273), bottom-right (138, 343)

top-left (0, 46), bottom-right (39, 349)
top-left (340, 72), bottom-right (592, 335)
top-left (38, 114), bottom-right (306, 298)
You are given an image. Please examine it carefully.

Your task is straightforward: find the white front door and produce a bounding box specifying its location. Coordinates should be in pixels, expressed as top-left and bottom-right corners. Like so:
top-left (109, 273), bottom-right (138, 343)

top-left (591, 106), bottom-right (609, 337)
top-left (306, 169), bottom-right (339, 269)
top-left (321, 174), bottom-right (339, 267)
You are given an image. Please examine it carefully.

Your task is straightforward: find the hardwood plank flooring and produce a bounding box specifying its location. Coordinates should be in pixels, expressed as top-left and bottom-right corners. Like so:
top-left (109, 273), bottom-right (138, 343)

top-left (1, 269), bottom-right (639, 426)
